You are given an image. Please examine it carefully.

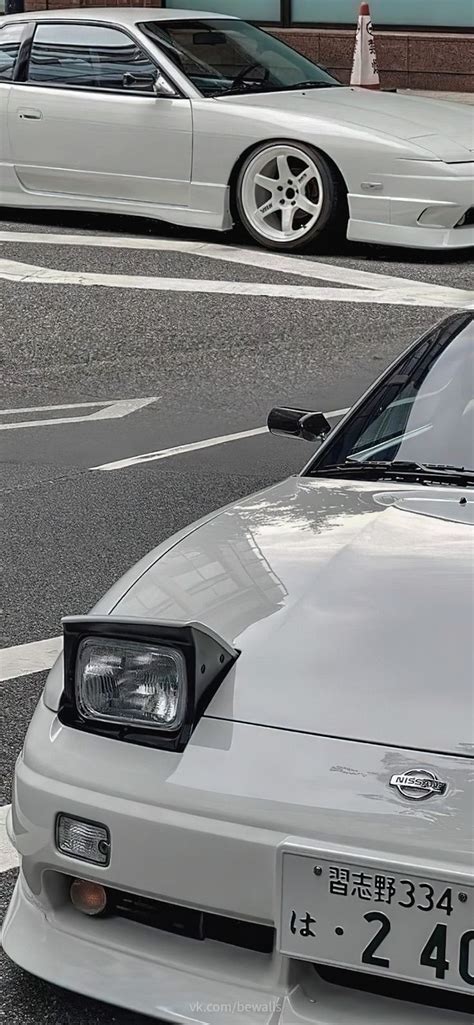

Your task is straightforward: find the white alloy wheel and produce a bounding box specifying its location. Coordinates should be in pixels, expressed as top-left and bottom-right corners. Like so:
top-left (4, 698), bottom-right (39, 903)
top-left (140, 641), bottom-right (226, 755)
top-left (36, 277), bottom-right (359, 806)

top-left (237, 143), bottom-right (334, 250)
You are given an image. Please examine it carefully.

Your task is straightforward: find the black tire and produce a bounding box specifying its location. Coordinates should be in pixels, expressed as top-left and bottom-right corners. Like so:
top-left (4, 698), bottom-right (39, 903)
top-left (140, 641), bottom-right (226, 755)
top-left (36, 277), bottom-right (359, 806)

top-left (235, 139), bottom-right (347, 252)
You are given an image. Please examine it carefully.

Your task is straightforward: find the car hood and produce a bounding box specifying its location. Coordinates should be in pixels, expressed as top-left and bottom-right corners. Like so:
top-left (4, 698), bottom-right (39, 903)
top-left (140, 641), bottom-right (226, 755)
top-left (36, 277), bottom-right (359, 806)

top-left (218, 87), bottom-right (474, 160)
top-left (112, 478), bottom-right (474, 758)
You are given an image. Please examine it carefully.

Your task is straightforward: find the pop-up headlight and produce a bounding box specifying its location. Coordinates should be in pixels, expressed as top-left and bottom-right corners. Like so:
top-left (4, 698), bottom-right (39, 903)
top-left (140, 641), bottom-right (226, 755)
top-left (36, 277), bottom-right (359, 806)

top-left (77, 637), bottom-right (187, 731)
top-left (60, 617), bottom-right (238, 751)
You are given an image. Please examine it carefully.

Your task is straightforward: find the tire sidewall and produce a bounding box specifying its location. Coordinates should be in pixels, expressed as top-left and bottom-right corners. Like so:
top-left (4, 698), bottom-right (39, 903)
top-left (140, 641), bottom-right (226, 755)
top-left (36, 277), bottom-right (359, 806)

top-left (235, 140), bottom-right (338, 252)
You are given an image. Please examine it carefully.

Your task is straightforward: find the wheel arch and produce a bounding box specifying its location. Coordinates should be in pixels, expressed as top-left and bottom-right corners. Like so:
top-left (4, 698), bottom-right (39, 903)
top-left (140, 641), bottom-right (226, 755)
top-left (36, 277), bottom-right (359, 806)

top-left (227, 137), bottom-right (349, 224)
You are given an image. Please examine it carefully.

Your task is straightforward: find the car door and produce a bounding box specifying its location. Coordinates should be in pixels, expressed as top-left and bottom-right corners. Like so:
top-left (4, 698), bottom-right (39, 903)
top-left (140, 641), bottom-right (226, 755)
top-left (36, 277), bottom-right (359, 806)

top-left (0, 22), bottom-right (25, 177)
top-left (6, 20), bottom-right (192, 206)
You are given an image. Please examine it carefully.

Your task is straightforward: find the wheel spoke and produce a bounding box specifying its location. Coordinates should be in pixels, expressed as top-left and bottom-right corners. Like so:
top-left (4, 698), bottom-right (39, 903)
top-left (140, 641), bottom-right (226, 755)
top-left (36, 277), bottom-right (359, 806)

top-left (296, 166), bottom-right (315, 188)
top-left (296, 193), bottom-right (322, 217)
top-left (276, 154), bottom-right (291, 183)
top-left (281, 205), bottom-right (295, 234)
top-left (256, 197), bottom-right (279, 222)
top-left (254, 173), bottom-right (276, 191)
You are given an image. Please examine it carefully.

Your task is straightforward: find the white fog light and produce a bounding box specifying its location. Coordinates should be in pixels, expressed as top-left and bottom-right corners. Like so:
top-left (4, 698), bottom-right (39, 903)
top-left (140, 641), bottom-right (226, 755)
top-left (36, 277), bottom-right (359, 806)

top-left (76, 637), bottom-right (187, 730)
top-left (56, 814), bottom-right (111, 865)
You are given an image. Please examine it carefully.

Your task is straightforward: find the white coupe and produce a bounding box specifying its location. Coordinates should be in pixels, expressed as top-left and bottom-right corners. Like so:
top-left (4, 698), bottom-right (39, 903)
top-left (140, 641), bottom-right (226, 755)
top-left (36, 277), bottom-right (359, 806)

top-left (0, 8), bottom-right (473, 252)
top-left (3, 311), bottom-right (474, 1023)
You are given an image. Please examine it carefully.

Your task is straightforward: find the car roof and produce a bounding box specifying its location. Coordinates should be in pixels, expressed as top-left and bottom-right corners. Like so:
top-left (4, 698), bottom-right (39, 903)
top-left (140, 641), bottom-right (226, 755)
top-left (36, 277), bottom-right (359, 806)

top-left (3, 7), bottom-right (236, 24)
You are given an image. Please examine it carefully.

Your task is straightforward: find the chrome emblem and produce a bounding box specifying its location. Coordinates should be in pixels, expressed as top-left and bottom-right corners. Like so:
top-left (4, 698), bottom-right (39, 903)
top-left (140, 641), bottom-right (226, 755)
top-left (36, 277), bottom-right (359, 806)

top-left (389, 769), bottom-right (447, 801)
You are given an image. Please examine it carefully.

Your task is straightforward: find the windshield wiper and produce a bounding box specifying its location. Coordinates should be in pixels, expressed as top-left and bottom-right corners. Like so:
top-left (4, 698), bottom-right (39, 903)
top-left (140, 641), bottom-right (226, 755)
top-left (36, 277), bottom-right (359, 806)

top-left (281, 81), bottom-right (339, 90)
top-left (217, 81), bottom-right (277, 96)
top-left (311, 460), bottom-right (474, 485)
top-left (217, 80), bottom-right (338, 97)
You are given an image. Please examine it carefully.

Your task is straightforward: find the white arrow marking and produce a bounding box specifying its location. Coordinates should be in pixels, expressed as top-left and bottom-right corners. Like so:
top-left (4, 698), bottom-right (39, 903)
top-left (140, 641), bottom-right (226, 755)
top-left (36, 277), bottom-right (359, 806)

top-left (0, 257), bottom-right (472, 308)
top-left (0, 396), bottom-right (157, 431)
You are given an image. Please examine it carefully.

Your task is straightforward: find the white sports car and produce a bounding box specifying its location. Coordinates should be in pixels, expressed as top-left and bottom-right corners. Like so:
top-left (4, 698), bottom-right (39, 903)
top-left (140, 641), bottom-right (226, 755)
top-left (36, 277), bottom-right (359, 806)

top-left (3, 312), bottom-right (474, 1023)
top-left (0, 8), bottom-right (473, 252)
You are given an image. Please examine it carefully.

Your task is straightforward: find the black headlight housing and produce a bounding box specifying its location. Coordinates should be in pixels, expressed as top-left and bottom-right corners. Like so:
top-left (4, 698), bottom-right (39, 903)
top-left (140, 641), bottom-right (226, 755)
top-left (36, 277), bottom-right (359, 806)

top-left (59, 616), bottom-right (239, 751)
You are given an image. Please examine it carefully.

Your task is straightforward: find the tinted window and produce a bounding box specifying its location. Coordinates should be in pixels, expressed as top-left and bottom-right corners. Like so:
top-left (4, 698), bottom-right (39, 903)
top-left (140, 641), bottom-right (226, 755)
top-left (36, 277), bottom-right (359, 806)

top-left (28, 22), bottom-right (157, 90)
top-left (309, 318), bottom-right (474, 473)
top-left (0, 24), bottom-right (23, 81)
top-left (141, 18), bottom-right (339, 97)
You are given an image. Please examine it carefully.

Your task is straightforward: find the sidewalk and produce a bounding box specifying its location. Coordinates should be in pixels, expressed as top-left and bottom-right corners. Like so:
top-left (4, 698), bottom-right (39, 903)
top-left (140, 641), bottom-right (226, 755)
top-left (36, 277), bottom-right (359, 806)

top-left (398, 90), bottom-right (474, 105)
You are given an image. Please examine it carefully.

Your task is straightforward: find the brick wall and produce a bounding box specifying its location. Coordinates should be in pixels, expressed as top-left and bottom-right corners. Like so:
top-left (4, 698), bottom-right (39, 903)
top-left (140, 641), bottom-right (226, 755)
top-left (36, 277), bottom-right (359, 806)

top-left (273, 29), bottom-right (474, 92)
top-left (21, 0), bottom-right (474, 92)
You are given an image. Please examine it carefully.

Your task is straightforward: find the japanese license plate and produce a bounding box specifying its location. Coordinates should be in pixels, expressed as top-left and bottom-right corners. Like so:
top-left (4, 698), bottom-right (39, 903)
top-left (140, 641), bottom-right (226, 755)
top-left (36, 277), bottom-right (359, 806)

top-left (277, 843), bottom-right (473, 994)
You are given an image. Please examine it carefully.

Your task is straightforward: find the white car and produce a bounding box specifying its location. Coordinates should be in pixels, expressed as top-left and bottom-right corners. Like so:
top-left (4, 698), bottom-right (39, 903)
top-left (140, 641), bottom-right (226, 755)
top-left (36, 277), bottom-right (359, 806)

top-left (3, 312), bottom-right (474, 1023)
top-left (0, 8), bottom-right (473, 252)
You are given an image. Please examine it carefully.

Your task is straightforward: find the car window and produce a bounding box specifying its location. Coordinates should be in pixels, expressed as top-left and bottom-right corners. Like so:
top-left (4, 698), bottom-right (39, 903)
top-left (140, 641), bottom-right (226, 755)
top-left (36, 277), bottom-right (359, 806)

top-left (0, 24), bottom-right (23, 81)
top-left (140, 18), bottom-right (339, 97)
top-left (309, 318), bottom-right (474, 472)
top-left (28, 22), bottom-right (157, 90)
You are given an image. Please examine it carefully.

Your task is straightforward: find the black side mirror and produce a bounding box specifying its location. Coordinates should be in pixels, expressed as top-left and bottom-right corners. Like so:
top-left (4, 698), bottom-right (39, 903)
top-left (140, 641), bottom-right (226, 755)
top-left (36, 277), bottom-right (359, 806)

top-left (123, 71), bottom-right (157, 91)
top-left (267, 407), bottom-right (331, 442)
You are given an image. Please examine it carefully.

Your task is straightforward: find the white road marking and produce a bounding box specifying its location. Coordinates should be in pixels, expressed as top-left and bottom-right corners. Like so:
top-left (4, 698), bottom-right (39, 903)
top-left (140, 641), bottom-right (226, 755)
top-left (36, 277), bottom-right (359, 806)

top-left (0, 396), bottom-right (157, 431)
top-left (0, 256), bottom-right (472, 308)
top-left (0, 400), bottom-right (116, 415)
top-left (0, 805), bottom-right (19, 875)
top-left (0, 635), bottom-right (62, 683)
top-left (95, 426), bottom-right (268, 471)
top-left (0, 230), bottom-right (470, 298)
top-left (93, 408), bottom-right (349, 472)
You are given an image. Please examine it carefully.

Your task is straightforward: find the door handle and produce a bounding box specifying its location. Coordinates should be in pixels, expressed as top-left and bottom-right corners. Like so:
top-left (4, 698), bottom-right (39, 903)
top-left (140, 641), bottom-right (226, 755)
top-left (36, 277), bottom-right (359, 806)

top-left (18, 108), bottom-right (43, 120)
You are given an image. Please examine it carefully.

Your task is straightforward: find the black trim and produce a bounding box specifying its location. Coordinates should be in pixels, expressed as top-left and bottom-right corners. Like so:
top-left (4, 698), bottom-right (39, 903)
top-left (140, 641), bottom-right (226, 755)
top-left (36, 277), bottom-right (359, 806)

top-left (281, 0), bottom-right (291, 30)
top-left (19, 18), bottom-right (184, 99)
top-left (55, 812), bottom-right (111, 866)
top-left (59, 616), bottom-right (239, 752)
top-left (14, 20), bottom-right (34, 82)
top-left (103, 886), bottom-right (275, 954)
top-left (315, 965), bottom-right (474, 1017)
top-left (204, 715), bottom-right (473, 759)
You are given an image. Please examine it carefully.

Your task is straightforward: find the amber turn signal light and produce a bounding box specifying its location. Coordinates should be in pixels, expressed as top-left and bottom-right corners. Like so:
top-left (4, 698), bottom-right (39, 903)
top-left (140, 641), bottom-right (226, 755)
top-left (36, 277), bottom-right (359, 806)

top-left (70, 878), bottom-right (107, 916)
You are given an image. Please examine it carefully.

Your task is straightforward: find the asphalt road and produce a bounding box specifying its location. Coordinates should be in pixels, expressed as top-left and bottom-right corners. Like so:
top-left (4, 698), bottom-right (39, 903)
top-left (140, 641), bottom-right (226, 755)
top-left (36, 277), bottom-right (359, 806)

top-left (1, 207), bottom-right (473, 1024)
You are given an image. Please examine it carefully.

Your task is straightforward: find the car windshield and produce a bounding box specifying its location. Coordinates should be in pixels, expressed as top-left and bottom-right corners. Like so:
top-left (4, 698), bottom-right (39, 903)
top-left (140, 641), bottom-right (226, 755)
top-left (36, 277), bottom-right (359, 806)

top-left (140, 18), bottom-right (340, 97)
top-left (308, 315), bottom-right (474, 478)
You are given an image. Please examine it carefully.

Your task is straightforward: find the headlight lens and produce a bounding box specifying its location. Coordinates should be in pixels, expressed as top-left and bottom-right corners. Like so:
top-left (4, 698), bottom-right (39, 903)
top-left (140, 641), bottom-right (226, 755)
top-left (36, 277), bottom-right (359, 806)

top-left (76, 637), bottom-right (187, 730)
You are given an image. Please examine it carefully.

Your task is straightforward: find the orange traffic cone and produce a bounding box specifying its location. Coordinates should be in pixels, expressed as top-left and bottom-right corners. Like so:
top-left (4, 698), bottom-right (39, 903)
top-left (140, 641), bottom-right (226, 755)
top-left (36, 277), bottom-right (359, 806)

top-left (350, 2), bottom-right (380, 89)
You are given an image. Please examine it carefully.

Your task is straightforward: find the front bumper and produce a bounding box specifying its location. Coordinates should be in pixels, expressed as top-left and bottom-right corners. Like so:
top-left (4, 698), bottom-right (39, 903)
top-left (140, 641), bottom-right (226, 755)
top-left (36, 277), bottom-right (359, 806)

top-left (4, 872), bottom-right (469, 1025)
top-left (2, 699), bottom-right (472, 1023)
top-left (347, 160), bottom-right (474, 249)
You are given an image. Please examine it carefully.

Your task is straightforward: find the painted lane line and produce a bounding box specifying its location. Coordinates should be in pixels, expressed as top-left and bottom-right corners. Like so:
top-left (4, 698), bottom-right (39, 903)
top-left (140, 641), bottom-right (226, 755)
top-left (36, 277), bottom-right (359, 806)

top-left (0, 258), bottom-right (471, 308)
top-left (0, 396), bottom-right (158, 431)
top-left (94, 427), bottom-right (269, 470)
top-left (0, 230), bottom-right (469, 298)
top-left (0, 231), bottom-right (415, 290)
top-left (93, 408), bottom-right (350, 472)
top-left (0, 806), bottom-right (19, 875)
top-left (0, 636), bottom-right (62, 683)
